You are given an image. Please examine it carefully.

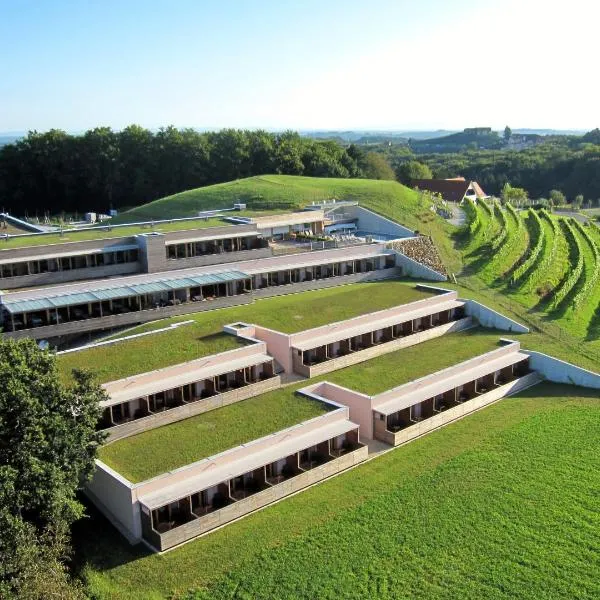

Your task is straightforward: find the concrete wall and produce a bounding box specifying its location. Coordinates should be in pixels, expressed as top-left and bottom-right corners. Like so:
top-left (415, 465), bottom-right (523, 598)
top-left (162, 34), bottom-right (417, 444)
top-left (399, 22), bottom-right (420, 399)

top-left (302, 382), bottom-right (374, 438)
top-left (136, 233), bottom-right (167, 273)
top-left (463, 299), bottom-right (529, 333)
top-left (85, 462), bottom-right (139, 541)
top-left (298, 318), bottom-right (473, 378)
top-left (104, 376), bottom-right (282, 442)
top-left (351, 206), bottom-right (414, 238)
top-left (523, 350), bottom-right (600, 389)
top-left (393, 250), bottom-right (447, 282)
top-left (250, 327), bottom-right (294, 373)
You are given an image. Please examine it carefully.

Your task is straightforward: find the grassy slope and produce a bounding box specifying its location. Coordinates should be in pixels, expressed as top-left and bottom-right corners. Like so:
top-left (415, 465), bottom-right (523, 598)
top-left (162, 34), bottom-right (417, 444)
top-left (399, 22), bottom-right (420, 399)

top-left (100, 328), bottom-right (502, 482)
top-left (79, 383), bottom-right (600, 599)
top-left (58, 281), bottom-right (433, 384)
top-left (116, 175), bottom-right (462, 273)
top-left (99, 394), bottom-right (330, 483)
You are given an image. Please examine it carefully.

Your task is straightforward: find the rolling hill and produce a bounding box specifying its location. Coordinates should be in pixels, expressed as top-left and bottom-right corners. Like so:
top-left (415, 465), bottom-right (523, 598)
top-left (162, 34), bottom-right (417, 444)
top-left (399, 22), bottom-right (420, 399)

top-left (117, 175), bottom-right (461, 272)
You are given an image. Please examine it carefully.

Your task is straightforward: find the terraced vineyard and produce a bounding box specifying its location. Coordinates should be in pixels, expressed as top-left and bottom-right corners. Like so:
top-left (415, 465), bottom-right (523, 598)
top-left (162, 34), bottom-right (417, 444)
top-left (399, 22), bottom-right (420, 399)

top-left (463, 199), bottom-right (600, 340)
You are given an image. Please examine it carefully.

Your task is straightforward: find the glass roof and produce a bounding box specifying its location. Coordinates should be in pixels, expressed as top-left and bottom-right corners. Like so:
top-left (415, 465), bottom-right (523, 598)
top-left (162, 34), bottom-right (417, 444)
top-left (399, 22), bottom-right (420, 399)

top-left (2, 270), bottom-right (249, 314)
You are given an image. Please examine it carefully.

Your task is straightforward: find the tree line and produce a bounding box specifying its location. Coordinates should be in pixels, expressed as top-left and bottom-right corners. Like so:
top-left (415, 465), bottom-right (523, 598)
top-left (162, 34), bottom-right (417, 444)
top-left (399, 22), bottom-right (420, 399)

top-left (385, 130), bottom-right (600, 205)
top-left (0, 127), bottom-right (395, 217)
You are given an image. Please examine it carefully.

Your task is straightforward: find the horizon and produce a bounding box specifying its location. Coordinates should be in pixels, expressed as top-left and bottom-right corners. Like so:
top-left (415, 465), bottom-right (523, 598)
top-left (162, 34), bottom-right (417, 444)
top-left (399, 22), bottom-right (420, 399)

top-left (1, 0), bottom-right (599, 132)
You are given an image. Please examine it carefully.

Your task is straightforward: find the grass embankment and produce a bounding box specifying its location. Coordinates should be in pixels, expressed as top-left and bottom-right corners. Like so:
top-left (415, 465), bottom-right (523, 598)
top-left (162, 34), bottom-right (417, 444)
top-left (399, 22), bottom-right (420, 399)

top-left (0, 218), bottom-right (229, 250)
top-left (58, 281), bottom-right (434, 384)
top-left (115, 175), bottom-right (462, 272)
top-left (99, 327), bottom-right (502, 482)
top-left (79, 382), bottom-right (600, 599)
top-left (98, 393), bottom-right (331, 483)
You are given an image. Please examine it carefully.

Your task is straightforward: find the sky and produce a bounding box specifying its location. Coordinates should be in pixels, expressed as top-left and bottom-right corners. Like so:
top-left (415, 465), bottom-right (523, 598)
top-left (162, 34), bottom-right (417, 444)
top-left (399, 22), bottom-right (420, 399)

top-left (0, 0), bottom-right (598, 132)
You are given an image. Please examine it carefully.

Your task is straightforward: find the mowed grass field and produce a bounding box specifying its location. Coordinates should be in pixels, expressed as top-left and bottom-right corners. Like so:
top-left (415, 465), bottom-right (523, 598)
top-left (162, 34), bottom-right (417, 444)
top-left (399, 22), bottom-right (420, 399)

top-left (78, 383), bottom-right (600, 599)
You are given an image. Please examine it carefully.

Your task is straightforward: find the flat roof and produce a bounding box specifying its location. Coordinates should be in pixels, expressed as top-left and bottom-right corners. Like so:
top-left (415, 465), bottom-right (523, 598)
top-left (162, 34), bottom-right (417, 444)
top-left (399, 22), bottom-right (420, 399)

top-left (138, 417), bottom-right (356, 509)
top-left (0, 218), bottom-right (231, 250)
top-left (292, 298), bottom-right (462, 351)
top-left (0, 243), bottom-right (139, 264)
top-left (102, 352), bottom-right (272, 407)
top-left (1, 270), bottom-right (249, 314)
top-left (164, 230), bottom-right (260, 245)
top-left (374, 348), bottom-right (529, 415)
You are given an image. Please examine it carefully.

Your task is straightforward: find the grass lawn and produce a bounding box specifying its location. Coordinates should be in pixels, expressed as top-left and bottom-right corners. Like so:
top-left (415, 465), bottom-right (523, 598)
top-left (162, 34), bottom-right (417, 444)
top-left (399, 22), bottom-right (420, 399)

top-left (57, 280), bottom-right (434, 384)
top-left (0, 217), bottom-right (234, 250)
top-left (98, 327), bottom-right (503, 483)
top-left (77, 382), bottom-right (600, 599)
top-left (98, 393), bottom-right (331, 483)
top-left (58, 332), bottom-right (249, 385)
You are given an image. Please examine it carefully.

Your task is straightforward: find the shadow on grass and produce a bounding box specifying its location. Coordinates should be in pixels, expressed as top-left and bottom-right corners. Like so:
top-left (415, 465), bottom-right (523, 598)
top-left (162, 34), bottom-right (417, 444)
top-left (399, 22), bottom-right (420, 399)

top-left (585, 302), bottom-right (600, 342)
top-left (72, 496), bottom-right (151, 575)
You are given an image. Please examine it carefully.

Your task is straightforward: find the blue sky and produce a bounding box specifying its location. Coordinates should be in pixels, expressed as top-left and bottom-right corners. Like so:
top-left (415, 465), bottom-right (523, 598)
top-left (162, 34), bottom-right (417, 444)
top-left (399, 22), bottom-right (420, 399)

top-left (0, 0), bottom-right (597, 132)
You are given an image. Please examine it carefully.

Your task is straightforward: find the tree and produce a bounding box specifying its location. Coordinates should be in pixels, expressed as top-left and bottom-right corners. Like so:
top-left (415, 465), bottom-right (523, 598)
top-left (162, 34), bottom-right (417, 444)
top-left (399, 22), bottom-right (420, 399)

top-left (549, 189), bottom-right (566, 206)
top-left (361, 152), bottom-right (395, 180)
top-left (501, 182), bottom-right (528, 206)
top-left (573, 194), bottom-right (584, 209)
top-left (395, 160), bottom-right (433, 185)
top-left (504, 126), bottom-right (512, 141)
top-left (0, 338), bottom-right (106, 599)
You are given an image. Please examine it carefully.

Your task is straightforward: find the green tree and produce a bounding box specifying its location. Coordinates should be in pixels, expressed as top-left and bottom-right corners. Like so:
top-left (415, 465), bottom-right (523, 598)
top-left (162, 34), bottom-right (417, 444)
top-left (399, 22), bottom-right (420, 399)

top-left (361, 152), bottom-right (395, 180)
top-left (501, 182), bottom-right (528, 206)
top-left (504, 126), bottom-right (512, 140)
top-left (549, 189), bottom-right (566, 206)
top-left (573, 194), bottom-right (584, 209)
top-left (395, 160), bottom-right (433, 185)
top-left (0, 339), bottom-right (106, 599)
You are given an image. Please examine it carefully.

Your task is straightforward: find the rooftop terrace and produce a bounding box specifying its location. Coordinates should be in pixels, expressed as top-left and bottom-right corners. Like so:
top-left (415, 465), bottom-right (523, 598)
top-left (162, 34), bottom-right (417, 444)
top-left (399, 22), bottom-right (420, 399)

top-left (58, 280), bottom-right (434, 383)
top-left (99, 327), bottom-right (503, 482)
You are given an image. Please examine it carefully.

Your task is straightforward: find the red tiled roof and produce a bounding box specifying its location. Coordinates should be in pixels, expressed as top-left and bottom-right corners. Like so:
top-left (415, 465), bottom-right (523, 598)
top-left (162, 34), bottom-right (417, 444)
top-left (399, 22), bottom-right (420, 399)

top-left (411, 179), bottom-right (471, 202)
top-left (410, 178), bottom-right (487, 202)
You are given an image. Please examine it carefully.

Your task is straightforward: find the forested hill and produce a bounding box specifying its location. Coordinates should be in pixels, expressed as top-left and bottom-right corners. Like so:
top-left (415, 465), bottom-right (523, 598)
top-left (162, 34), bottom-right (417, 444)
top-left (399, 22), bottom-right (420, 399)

top-left (0, 128), bottom-right (381, 216)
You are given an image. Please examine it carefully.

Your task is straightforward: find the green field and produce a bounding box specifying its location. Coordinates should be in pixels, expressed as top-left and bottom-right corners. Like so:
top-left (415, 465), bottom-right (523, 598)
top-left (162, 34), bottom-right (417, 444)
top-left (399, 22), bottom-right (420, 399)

top-left (78, 383), bottom-right (600, 599)
top-left (58, 280), bottom-right (434, 384)
top-left (99, 327), bottom-right (502, 482)
top-left (0, 217), bottom-right (231, 250)
top-left (99, 393), bottom-right (330, 483)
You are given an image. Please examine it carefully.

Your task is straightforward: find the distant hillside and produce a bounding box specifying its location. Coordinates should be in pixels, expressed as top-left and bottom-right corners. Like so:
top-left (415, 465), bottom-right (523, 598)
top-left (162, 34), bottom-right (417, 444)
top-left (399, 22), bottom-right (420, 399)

top-left (411, 128), bottom-right (502, 153)
top-left (117, 174), bottom-right (461, 271)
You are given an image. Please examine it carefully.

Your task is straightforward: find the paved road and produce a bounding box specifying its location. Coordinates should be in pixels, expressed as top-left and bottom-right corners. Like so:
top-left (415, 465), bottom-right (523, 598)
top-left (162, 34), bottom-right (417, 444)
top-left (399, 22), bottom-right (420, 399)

top-left (552, 209), bottom-right (589, 223)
